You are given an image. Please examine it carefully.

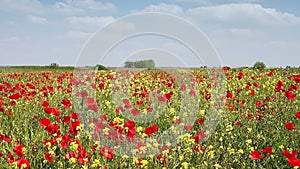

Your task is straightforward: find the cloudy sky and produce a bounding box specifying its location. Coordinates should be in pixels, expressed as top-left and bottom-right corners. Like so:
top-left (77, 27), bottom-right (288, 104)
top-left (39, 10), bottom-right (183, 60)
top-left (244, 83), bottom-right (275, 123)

top-left (0, 0), bottom-right (300, 67)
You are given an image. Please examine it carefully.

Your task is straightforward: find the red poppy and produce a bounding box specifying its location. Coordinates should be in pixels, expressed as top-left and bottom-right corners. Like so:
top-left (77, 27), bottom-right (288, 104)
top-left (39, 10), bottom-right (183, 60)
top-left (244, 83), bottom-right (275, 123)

top-left (16, 158), bottom-right (30, 169)
top-left (40, 118), bottom-right (51, 127)
top-left (250, 150), bottom-right (263, 160)
top-left (274, 80), bottom-right (284, 92)
top-left (44, 152), bottom-right (54, 162)
top-left (124, 120), bottom-right (135, 129)
top-left (144, 125), bottom-right (158, 135)
top-left (100, 146), bottom-right (114, 160)
top-left (295, 112), bottom-right (300, 119)
top-left (62, 99), bottom-right (72, 108)
top-left (130, 108), bottom-right (140, 116)
top-left (261, 146), bottom-right (274, 155)
top-left (13, 144), bottom-right (26, 157)
top-left (283, 149), bottom-right (298, 160)
top-left (284, 91), bottom-right (296, 100)
top-left (45, 124), bottom-right (60, 135)
top-left (237, 72), bottom-right (244, 79)
top-left (288, 158), bottom-right (300, 167)
top-left (41, 101), bottom-right (50, 107)
top-left (9, 93), bottom-right (21, 100)
top-left (235, 121), bottom-right (243, 127)
top-left (285, 122), bottom-right (295, 130)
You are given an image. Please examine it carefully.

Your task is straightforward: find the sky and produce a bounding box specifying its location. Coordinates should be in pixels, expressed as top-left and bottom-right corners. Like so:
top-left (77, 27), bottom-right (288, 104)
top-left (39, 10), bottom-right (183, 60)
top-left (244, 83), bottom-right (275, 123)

top-left (0, 0), bottom-right (300, 67)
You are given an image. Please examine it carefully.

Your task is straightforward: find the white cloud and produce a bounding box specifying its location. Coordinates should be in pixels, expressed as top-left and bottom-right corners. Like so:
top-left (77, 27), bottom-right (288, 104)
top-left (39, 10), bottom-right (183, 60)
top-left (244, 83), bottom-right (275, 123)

top-left (27, 15), bottom-right (47, 24)
top-left (67, 30), bottom-right (92, 39)
top-left (63, 0), bottom-right (116, 12)
top-left (176, 0), bottom-right (260, 5)
top-left (65, 16), bottom-right (115, 28)
top-left (132, 3), bottom-right (183, 15)
top-left (0, 0), bottom-right (116, 16)
top-left (187, 3), bottom-right (300, 27)
top-left (212, 28), bottom-right (264, 39)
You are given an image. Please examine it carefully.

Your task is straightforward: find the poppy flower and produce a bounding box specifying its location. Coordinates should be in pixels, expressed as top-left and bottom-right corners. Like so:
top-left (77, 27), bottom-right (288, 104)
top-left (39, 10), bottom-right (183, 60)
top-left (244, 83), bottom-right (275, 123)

top-left (144, 125), bottom-right (158, 135)
top-left (13, 144), bottom-right (26, 157)
top-left (285, 122), bottom-right (295, 130)
top-left (124, 120), bottom-right (135, 129)
top-left (9, 93), bottom-right (21, 100)
top-left (261, 146), bottom-right (274, 155)
top-left (130, 108), bottom-right (140, 116)
top-left (295, 112), bottom-right (300, 119)
top-left (250, 150), bottom-right (263, 160)
top-left (39, 118), bottom-right (51, 127)
top-left (100, 146), bottom-right (114, 160)
top-left (44, 152), bottom-right (54, 162)
top-left (16, 158), bottom-right (30, 169)
top-left (283, 149), bottom-right (298, 160)
top-left (40, 101), bottom-right (50, 107)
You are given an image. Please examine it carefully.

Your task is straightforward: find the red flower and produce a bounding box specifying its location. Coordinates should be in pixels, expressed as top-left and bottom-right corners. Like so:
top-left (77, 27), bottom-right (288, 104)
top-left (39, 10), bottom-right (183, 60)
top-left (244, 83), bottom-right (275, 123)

top-left (235, 121), bottom-right (243, 127)
top-left (100, 146), bottom-right (114, 160)
top-left (295, 112), bottom-right (300, 119)
top-left (237, 72), bottom-right (244, 79)
top-left (69, 120), bottom-right (81, 135)
top-left (261, 146), bottom-right (274, 155)
top-left (274, 80), bottom-right (284, 92)
top-left (250, 150), bottom-right (263, 160)
top-left (13, 144), bottom-right (26, 157)
top-left (288, 158), bottom-right (300, 167)
top-left (44, 152), bottom-right (54, 162)
top-left (40, 101), bottom-right (50, 107)
top-left (124, 120), bottom-right (135, 129)
top-left (6, 154), bottom-right (14, 163)
top-left (62, 99), bottom-right (72, 108)
top-left (284, 91), bottom-right (296, 100)
top-left (45, 124), bottom-right (60, 135)
top-left (16, 158), bottom-right (30, 169)
top-left (283, 149), bottom-right (298, 160)
top-left (285, 122), bottom-right (295, 130)
top-left (130, 108), bottom-right (140, 116)
top-left (70, 112), bottom-right (79, 119)
top-left (40, 118), bottom-right (51, 127)
top-left (144, 125), bottom-right (158, 135)
top-left (9, 93), bottom-right (21, 100)
top-left (184, 125), bottom-right (193, 131)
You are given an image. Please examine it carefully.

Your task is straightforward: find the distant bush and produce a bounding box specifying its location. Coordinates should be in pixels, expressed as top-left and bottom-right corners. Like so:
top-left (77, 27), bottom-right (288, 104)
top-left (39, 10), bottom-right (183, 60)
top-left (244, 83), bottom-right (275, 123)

top-left (96, 64), bottom-right (107, 70)
top-left (49, 63), bottom-right (59, 69)
top-left (124, 59), bottom-right (155, 69)
top-left (253, 61), bottom-right (266, 70)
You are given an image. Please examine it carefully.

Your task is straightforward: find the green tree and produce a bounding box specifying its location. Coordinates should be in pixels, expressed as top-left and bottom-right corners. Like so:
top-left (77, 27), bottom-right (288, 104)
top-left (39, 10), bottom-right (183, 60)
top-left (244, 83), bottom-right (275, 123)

top-left (253, 61), bottom-right (266, 70)
top-left (96, 64), bottom-right (107, 70)
top-left (49, 63), bottom-right (59, 69)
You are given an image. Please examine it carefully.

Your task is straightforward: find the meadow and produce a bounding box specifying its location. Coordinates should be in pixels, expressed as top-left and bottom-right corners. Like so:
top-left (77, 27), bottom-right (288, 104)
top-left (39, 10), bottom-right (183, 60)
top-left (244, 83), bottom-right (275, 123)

top-left (0, 66), bottom-right (300, 169)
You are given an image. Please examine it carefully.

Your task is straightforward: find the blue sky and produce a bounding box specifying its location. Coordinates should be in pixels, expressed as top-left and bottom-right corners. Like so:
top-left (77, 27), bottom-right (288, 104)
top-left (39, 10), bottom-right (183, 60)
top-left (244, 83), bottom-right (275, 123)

top-left (0, 0), bottom-right (300, 67)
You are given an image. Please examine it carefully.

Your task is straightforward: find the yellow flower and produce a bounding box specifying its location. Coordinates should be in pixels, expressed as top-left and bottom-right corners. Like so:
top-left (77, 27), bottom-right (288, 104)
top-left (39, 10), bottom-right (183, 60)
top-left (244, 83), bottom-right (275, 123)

top-left (199, 110), bottom-right (205, 116)
top-left (69, 157), bottom-right (77, 164)
top-left (21, 163), bottom-right (28, 169)
top-left (279, 145), bottom-right (284, 149)
top-left (92, 159), bottom-right (100, 167)
top-left (170, 107), bottom-right (175, 114)
top-left (181, 162), bottom-right (189, 169)
top-left (179, 155), bottom-right (184, 161)
top-left (70, 141), bottom-right (78, 151)
top-left (141, 159), bottom-right (148, 168)
top-left (207, 150), bottom-right (215, 159)
top-left (214, 163), bottom-right (222, 169)
top-left (247, 128), bottom-right (252, 132)
top-left (245, 139), bottom-right (252, 144)
top-left (238, 149), bottom-right (244, 154)
top-left (226, 125), bottom-right (233, 132)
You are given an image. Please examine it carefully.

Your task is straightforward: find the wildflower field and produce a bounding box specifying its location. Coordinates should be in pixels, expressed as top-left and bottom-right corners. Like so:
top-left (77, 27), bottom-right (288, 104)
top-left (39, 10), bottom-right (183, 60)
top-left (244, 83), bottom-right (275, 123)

top-left (0, 67), bottom-right (300, 169)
